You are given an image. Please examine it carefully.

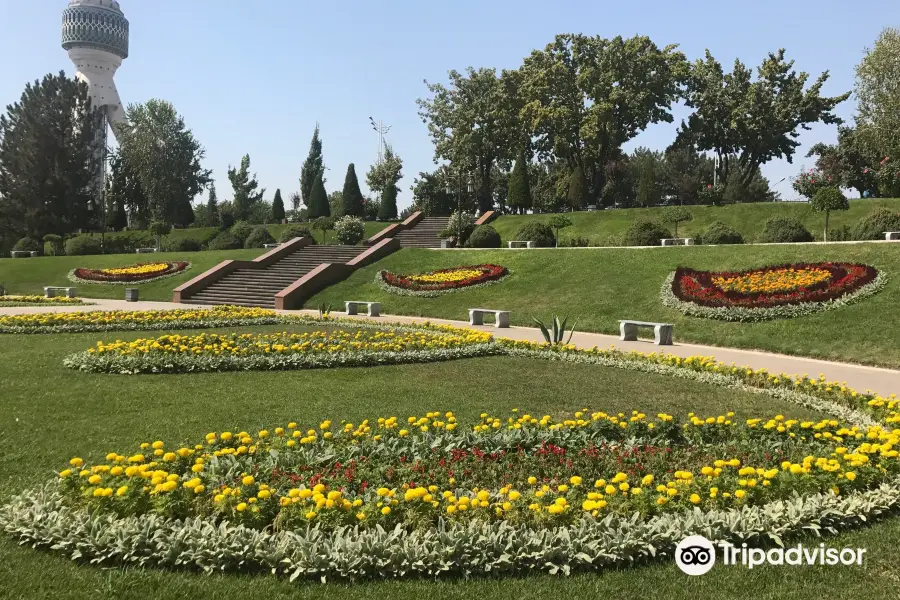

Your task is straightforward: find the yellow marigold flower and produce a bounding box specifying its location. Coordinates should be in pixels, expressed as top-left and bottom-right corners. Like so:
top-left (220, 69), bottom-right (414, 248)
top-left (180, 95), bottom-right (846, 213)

top-left (570, 476), bottom-right (582, 486)
top-left (236, 502), bottom-right (248, 512)
top-left (69, 457), bottom-right (84, 467)
top-left (242, 475), bottom-right (255, 486)
top-left (381, 506), bottom-right (391, 515)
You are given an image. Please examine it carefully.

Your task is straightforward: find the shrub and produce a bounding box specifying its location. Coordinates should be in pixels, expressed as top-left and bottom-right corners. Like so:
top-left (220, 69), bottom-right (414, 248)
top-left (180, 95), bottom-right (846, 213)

top-left (512, 221), bottom-right (556, 248)
top-left (757, 217), bottom-right (814, 243)
top-left (852, 208), bottom-right (900, 240)
top-left (660, 206), bottom-right (693, 237)
top-left (13, 237), bottom-right (41, 253)
top-left (547, 215), bottom-right (573, 247)
top-left (622, 219), bottom-right (672, 246)
top-left (828, 225), bottom-right (854, 242)
top-left (465, 225), bottom-right (501, 248)
top-left (65, 236), bottom-right (102, 256)
top-left (229, 220), bottom-right (254, 244)
top-left (441, 211), bottom-right (476, 246)
top-left (42, 234), bottom-right (63, 256)
top-left (334, 216), bottom-right (366, 245)
top-left (279, 226), bottom-right (314, 244)
top-left (810, 187), bottom-right (849, 241)
top-left (205, 231), bottom-right (242, 251)
top-left (244, 226), bottom-right (276, 249)
top-left (558, 235), bottom-right (591, 247)
top-left (162, 238), bottom-right (202, 252)
top-left (312, 217), bottom-right (335, 244)
top-left (101, 232), bottom-right (155, 255)
top-left (699, 221), bottom-right (744, 245)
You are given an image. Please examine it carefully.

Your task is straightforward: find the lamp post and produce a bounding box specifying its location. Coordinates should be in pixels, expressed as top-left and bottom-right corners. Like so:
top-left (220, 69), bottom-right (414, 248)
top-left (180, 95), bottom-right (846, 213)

top-left (445, 172), bottom-right (473, 247)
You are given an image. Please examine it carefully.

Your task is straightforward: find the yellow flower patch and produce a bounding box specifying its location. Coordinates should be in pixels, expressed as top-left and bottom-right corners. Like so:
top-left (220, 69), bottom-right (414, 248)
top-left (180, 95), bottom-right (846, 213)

top-left (712, 268), bottom-right (831, 294)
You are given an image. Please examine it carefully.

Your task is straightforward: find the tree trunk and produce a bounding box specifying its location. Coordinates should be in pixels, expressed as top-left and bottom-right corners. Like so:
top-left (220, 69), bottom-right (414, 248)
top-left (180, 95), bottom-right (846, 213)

top-left (824, 211), bottom-right (830, 243)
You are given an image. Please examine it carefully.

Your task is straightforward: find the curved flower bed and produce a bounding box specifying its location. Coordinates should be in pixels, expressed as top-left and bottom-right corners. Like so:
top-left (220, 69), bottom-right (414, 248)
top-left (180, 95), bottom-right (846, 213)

top-left (0, 295), bottom-right (90, 307)
top-left (64, 326), bottom-right (498, 374)
top-left (661, 263), bottom-right (887, 321)
top-left (69, 261), bottom-right (191, 285)
top-left (377, 264), bottom-right (509, 297)
top-left (4, 327), bottom-right (900, 582)
top-left (0, 306), bottom-right (282, 334)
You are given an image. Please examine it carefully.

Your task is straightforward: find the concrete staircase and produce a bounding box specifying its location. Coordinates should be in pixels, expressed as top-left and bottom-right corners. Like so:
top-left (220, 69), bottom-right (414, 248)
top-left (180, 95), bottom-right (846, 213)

top-left (182, 245), bottom-right (364, 308)
top-left (393, 217), bottom-right (449, 248)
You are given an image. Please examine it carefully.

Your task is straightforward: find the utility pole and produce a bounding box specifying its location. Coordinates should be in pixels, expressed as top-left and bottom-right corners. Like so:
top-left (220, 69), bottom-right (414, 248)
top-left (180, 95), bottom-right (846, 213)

top-left (369, 117), bottom-right (392, 165)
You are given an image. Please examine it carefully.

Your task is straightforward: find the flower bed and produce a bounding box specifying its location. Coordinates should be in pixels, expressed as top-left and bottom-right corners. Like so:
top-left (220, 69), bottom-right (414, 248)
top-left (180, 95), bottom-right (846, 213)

top-left (661, 263), bottom-right (887, 321)
top-left (0, 305), bottom-right (282, 334)
top-left (0, 295), bottom-right (90, 307)
top-left (69, 261), bottom-right (191, 285)
top-left (5, 326), bottom-right (900, 582)
top-left (377, 264), bottom-right (509, 296)
top-left (64, 326), bottom-right (498, 374)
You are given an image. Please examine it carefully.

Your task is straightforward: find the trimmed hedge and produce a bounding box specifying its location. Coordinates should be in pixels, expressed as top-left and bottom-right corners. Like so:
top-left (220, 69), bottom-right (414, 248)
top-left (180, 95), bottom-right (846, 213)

top-left (12, 237), bottom-right (41, 253)
top-left (699, 221), bottom-right (744, 245)
top-left (465, 225), bottom-right (502, 248)
top-left (852, 208), bottom-right (900, 241)
top-left (162, 238), bottom-right (202, 252)
top-left (622, 220), bottom-right (671, 247)
top-left (244, 226), bottom-right (276, 249)
top-left (64, 236), bottom-right (102, 256)
top-left (512, 222), bottom-right (555, 247)
top-left (206, 231), bottom-right (242, 251)
top-left (757, 217), bottom-right (814, 243)
top-left (280, 226), bottom-right (314, 244)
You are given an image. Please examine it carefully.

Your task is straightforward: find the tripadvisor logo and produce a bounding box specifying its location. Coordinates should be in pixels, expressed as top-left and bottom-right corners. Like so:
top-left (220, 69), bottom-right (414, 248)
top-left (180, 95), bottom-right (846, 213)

top-left (675, 535), bottom-right (867, 575)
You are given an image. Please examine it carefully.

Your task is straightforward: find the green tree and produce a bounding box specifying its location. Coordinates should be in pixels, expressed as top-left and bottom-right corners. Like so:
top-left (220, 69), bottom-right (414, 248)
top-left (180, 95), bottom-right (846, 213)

top-left (806, 127), bottom-right (878, 197)
top-left (0, 71), bottom-right (100, 239)
top-left (228, 154), bottom-right (264, 221)
top-left (300, 124), bottom-right (324, 208)
top-left (855, 28), bottom-right (900, 158)
top-left (521, 34), bottom-right (687, 206)
top-left (663, 145), bottom-right (715, 205)
top-left (312, 216), bottom-right (335, 244)
top-left (341, 163), bottom-right (365, 218)
top-left (548, 214), bottom-right (572, 247)
top-left (507, 149), bottom-right (532, 214)
top-left (661, 206), bottom-right (693, 237)
top-left (678, 49), bottom-right (850, 190)
top-left (271, 188), bottom-right (285, 223)
top-left (118, 99), bottom-right (211, 226)
top-left (418, 67), bottom-right (521, 213)
top-left (631, 148), bottom-right (667, 206)
top-left (810, 187), bottom-right (849, 242)
top-left (366, 144), bottom-right (404, 197)
top-left (410, 169), bottom-right (453, 216)
top-left (327, 191), bottom-right (344, 217)
top-left (378, 184), bottom-right (398, 220)
top-left (567, 166), bottom-right (588, 210)
top-left (308, 173), bottom-right (330, 219)
top-left (105, 153), bottom-right (132, 230)
top-left (206, 182), bottom-right (219, 227)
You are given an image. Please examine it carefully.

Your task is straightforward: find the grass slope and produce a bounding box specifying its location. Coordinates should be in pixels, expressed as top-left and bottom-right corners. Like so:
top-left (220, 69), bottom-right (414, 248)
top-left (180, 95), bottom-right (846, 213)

top-left (491, 198), bottom-right (900, 244)
top-left (308, 243), bottom-right (900, 368)
top-left (0, 249), bottom-right (264, 299)
top-left (0, 323), bottom-right (871, 599)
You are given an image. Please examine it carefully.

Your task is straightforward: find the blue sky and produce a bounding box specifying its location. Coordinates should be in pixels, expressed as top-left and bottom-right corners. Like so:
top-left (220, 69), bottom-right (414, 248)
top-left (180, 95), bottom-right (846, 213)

top-left (0, 0), bottom-right (896, 207)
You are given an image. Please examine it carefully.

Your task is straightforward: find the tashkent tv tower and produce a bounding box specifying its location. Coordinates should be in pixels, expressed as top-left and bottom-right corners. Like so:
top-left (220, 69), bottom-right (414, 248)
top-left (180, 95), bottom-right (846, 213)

top-left (60, 0), bottom-right (130, 202)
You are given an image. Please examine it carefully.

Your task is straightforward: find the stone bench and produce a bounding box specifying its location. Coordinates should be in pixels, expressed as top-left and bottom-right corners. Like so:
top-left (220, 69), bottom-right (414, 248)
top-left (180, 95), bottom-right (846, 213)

top-left (10, 251), bottom-right (38, 258)
top-left (886, 232), bottom-right (900, 241)
top-left (469, 308), bottom-right (510, 328)
top-left (136, 248), bottom-right (159, 254)
top-left (44, 286), bottom-right (76, 299)
top-left (345, 301), bottom-right (381, 317)
top-left (660, 238), bottom-right (694, 246)
top-left (263, 243), bottom-right (281, 249)
top-left (586, 205), bottom-right (598, 211)
top-left (507, 241), bottom-right (536, 249)
top-left (618, 319), bottom-right (673, 345)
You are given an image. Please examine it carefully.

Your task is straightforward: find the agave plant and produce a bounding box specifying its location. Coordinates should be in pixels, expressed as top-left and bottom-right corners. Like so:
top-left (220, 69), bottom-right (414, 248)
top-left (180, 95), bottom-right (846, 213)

top-left (318, 302), bottom-right (332, 319)
top-left (532, 315), bottom-right (577, 345)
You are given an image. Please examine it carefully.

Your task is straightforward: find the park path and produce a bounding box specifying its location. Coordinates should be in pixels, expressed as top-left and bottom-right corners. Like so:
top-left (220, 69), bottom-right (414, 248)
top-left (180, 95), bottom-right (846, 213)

top-left (2, 298), bottom-right (898, 397)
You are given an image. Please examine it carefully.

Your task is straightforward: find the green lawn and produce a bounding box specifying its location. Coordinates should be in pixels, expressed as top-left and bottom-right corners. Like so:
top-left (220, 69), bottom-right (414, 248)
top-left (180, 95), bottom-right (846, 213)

top-left (308, 243), bottom-right (900, 368)
top-left (491, 198), bottom-right (900, 245)
top-left (2, 323), bottom-right (891, 599)
top-left (0, 249), bottom-right (265, 299)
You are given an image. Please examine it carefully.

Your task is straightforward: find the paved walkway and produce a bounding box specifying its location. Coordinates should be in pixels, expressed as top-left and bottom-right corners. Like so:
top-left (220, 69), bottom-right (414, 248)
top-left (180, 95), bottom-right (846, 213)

top-left (2, 299), bottom-right (898, 397)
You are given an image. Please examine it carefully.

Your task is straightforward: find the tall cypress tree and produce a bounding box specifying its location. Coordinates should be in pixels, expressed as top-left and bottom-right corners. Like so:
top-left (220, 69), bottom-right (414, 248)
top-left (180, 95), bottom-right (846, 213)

top-left (0, 71), bottom-right (99, 238)
top-left (507, 150), bottom-right (532, 214)
top-left (341, 163), bottom-right (365, 218)
top-left (308, 173), bottom-right (330, 218)
top-left (567, 166), bottom-right (588, 210)
top-left (300, 124), bottom-right (324, 208)
top-left (272, 188), bottom-right (286, 222)
top-left (378, 184), bottom-right (398, 220)
top-left (206, 182), bottom-right (219, 227)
